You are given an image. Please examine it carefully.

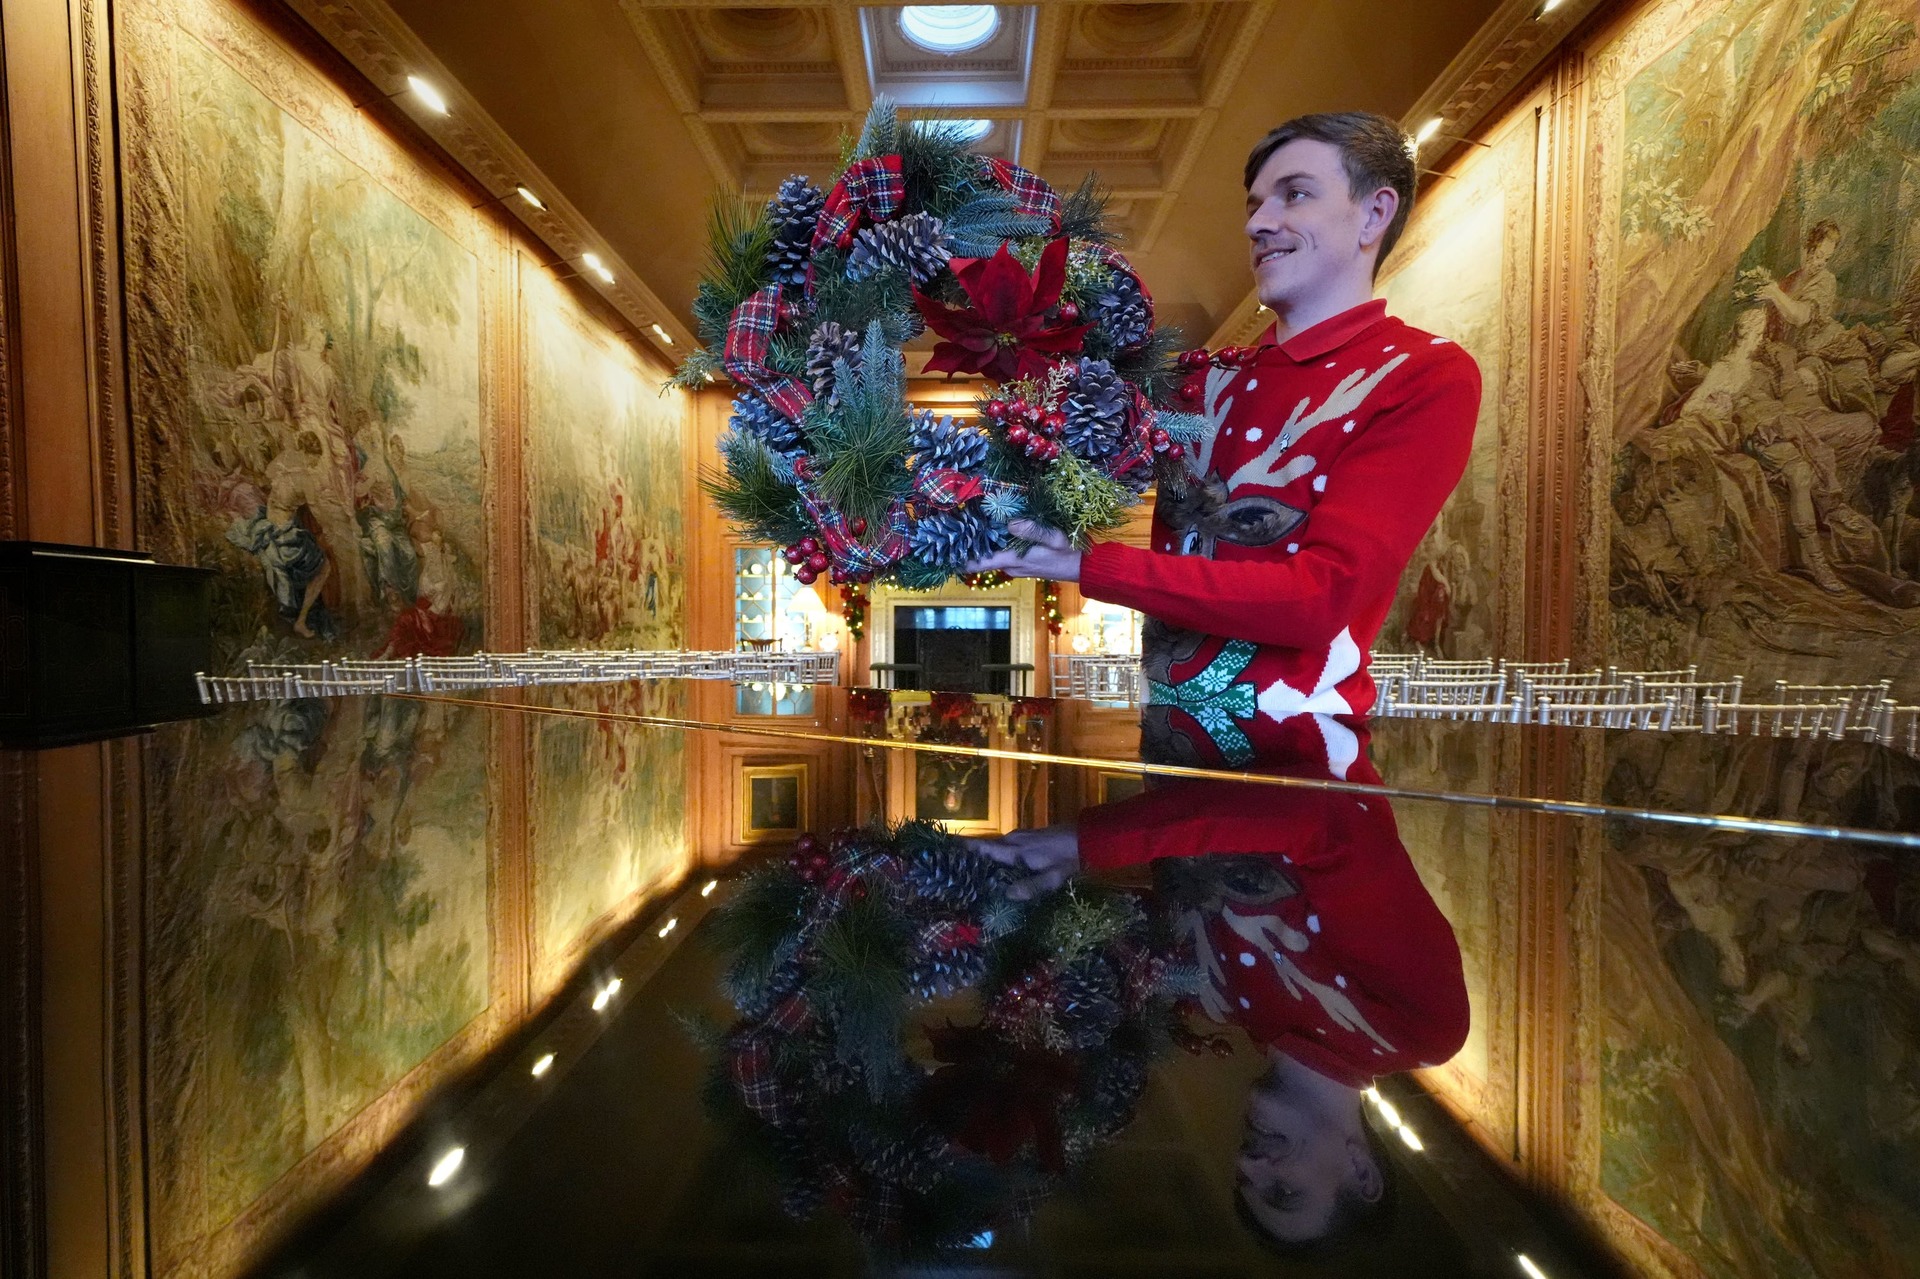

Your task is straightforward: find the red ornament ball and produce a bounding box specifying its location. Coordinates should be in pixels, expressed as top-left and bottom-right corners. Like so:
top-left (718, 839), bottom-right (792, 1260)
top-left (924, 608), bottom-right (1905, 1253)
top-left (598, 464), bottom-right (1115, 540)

top-left (807, 552), bottom-right (829, 572)
top-left (1007, 424), bottom-right (1030, 446)
top-left (849, 517), bottom-right (868, 537)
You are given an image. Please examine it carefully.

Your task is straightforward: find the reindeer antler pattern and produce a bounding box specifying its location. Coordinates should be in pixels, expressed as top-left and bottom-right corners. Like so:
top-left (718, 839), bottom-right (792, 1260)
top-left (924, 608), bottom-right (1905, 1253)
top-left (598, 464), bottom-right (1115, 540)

top-left (1225, 355), bottom-right (1409, 492)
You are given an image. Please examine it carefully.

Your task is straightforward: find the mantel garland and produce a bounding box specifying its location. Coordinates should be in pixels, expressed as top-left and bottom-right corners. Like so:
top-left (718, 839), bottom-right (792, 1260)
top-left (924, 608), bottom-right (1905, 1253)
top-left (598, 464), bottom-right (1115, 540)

top-left (678, 99), bottom-right (1208, 591)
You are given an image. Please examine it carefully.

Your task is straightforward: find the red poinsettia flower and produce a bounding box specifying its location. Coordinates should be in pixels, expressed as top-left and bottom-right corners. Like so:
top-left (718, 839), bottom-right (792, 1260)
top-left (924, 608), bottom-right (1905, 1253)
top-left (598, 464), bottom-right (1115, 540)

top-left (915, 238), bottom-right (1091, 383)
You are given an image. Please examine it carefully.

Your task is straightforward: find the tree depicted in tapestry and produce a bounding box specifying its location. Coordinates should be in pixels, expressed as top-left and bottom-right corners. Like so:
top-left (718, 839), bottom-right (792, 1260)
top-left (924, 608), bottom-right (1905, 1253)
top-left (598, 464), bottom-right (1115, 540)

top-left (161, 38), bottom-right (485, 669)
top-left (1608, 0), bottom-right (1920, 699)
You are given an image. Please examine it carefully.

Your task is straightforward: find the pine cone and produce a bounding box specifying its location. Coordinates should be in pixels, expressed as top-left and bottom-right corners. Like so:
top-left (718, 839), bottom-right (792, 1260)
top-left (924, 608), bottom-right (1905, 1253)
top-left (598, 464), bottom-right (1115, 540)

top-left (909, 509), bottom-right (1004, 569)
top-left (806, 321), bottom-right (861, 404)
top-left (767, 176), bottom-right (824, 287)
top-left (1054, 962), bottom-right (1123, 1050)
top-left (1092, 269), bottom-right (1151, 350)
top-left (731, 394), bottom-right (804, 454)
top-left (1082, 1053), bottom-right (1149, 1132)
top-left (908, 410), bottom-right (990, 473)
top-left (908, 944), bottom-right (989, 1000)
top-left (847, 213), bottom-right (951, 285)
top-left (850, 1125), bottom-right (946, 1192)
top-left (903, 842), bottom-right (999, 908)
top-left (1062, 358), bottom-right (1129, 460)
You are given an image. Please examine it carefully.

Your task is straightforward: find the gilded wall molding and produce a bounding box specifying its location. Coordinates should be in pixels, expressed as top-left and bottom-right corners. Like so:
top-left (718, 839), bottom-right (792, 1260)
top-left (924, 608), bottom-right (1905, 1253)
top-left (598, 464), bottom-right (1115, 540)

top-left (0, 748), bottom-right (44, 1279)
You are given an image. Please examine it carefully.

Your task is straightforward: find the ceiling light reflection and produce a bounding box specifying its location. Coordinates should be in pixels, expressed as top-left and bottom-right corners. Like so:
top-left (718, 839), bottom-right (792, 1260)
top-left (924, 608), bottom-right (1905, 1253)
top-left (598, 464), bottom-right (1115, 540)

top-left (592, 977), bottom-right (623, 1011)
top-left (427, 1146), bottom-right (465, 1186)
top-left (515, 186), bottom-right (546, 210)
top-left (530, 1052), bottom-right (555, 1078)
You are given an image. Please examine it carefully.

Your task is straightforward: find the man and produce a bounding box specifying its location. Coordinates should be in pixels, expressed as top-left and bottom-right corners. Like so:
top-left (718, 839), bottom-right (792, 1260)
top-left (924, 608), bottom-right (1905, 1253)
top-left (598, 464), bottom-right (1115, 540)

top-left (970, 113), bottom-right (1482, 778)
top-left (967, 774), bottom-right (1468, 1251)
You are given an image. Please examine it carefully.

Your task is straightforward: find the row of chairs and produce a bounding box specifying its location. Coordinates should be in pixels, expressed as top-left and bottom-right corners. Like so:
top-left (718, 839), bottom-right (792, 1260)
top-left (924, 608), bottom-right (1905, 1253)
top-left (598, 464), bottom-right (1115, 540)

top-left (195, 649), bottom-right (842, 705)
top-left (1369, 655), bottom-right (1912, 746)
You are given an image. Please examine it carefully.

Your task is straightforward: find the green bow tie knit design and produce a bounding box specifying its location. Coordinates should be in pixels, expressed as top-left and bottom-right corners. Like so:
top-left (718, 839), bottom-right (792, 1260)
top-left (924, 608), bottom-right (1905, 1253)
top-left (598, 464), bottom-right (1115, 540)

top-left (1146, 639), bottom-right (1258, 766)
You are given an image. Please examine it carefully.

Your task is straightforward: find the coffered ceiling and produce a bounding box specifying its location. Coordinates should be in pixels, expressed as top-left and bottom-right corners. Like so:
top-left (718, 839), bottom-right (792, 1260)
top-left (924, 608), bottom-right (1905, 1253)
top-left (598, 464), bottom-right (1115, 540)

top-left (290, 0), bottom-right (1608, 366)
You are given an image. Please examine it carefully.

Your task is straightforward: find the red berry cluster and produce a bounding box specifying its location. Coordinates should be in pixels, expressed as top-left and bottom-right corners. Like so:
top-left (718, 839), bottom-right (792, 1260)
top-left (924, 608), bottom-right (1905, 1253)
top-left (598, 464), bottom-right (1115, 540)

top-left (790, 832), bottom-right (831, 883)
top-left (781, 536), bottom-right (830, 585)
top-left (983, 397), bottom-right (1065, 463)
top-left (783, 521), bottom-right (875, 588)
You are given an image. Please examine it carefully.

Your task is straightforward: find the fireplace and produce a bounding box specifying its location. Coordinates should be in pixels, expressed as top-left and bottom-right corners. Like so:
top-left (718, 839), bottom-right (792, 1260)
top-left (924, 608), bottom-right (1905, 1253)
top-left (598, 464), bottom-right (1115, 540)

top-left (892, 605), bottom-right (1012, 693)
top-left (869, 581), bottom-right (1036, 695)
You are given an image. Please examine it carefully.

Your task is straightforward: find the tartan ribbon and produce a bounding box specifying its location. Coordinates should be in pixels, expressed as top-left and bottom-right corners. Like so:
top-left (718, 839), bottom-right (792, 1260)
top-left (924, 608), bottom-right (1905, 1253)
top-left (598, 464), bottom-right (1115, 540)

top-left (1147, 639), bottom-right (1259, 765)
top-left (729, 991), bottom-right (818, 1127)
top-left (812, 155), bottom-right (906, 252)
top-left (791, 456), bottom-right (912, 576)
top-left (915, 918), bottom-right (983, 955)
top-left (723, 285), bottom-right (814, 422)
top-left (978, 156), bottom-right (1061, 228)
top-left (1105, 388), bottom-right (1157, 481)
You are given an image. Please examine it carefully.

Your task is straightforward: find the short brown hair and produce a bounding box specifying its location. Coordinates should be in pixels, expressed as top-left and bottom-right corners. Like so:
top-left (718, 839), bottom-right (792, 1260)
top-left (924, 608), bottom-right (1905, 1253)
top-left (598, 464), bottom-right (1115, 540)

top-left (1244, 112), bottom-right (1418, 276)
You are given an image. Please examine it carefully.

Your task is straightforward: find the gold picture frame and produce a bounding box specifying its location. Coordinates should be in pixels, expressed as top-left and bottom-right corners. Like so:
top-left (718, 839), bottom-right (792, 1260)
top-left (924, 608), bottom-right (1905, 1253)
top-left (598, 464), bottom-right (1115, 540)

top-left (1095, 770), bottom-right (1147, 805)
top-left (739, 762), bottom-right (811, 843)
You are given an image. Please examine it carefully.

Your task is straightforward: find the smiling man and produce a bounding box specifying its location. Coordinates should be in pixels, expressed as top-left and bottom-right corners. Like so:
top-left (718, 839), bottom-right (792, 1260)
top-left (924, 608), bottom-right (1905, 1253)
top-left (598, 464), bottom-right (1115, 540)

top-left (971, 112), bottom-right (1482, 778)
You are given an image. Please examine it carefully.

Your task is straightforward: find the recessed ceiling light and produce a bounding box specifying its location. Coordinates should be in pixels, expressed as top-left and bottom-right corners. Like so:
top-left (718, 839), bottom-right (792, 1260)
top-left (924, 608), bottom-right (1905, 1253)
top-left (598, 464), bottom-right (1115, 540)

top-left (515, 186), bottom-right (546, 210)
top-left (406, 75), bottom-right (449, 115)
top-left (899, 5), bottom-right (1000, 55)
top-left (914, 118), bottom-right (994, 144)
top-left (650, 323), bottom-right (674, 345)
top-left (1414, 117), bottom-right (1444, 147)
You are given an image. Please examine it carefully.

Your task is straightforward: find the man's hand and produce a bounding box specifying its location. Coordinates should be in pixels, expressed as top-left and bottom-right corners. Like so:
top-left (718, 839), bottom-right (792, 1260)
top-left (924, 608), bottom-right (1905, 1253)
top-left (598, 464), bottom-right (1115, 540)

top-left (964, 519), bottom-right (1082, 582)
top-left (961, 824), bottom-right (1081, 900)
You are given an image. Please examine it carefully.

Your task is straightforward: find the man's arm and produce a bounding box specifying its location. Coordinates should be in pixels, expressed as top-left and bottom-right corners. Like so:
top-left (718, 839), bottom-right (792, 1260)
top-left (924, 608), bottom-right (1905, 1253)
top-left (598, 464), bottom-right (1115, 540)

top-left (1078, 357), bottom-right (1479, 652)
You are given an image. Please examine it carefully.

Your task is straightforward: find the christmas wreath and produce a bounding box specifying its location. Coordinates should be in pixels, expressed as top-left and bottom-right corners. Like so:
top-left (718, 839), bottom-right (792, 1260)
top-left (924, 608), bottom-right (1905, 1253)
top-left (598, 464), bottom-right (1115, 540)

top-left (699, 821), bottom-right (1197, 1253)
top-left (676, 99), bottom-right (1207, 591)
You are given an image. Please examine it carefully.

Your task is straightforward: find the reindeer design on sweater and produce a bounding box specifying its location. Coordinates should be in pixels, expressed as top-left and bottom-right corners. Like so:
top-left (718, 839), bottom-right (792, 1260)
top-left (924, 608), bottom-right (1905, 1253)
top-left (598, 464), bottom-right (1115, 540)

top-left (1140, 349), bottom-right (1412, 775)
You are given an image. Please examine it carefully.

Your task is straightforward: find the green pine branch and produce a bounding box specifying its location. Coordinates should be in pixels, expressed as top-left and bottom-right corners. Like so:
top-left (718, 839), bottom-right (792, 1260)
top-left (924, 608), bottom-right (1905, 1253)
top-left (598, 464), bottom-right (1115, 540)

top-left (701, 435), bottom-right (813, 546)
top-left (1058, 174), bottom-right (1116, 245)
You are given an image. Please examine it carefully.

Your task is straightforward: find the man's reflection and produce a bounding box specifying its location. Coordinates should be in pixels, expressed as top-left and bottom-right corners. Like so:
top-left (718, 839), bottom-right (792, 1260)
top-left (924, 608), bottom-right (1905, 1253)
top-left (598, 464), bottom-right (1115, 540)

top-left (970, 776), bottom-right (1469, 1253)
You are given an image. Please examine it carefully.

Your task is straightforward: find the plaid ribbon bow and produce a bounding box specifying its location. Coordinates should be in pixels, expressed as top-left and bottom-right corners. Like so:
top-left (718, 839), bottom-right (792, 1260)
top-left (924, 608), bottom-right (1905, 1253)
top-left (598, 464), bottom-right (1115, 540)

top-left (790, 456), bottom-right (912, 577)
top-left (978, 156), bottom-right (1062, 228)
top-left (812, 155), bottom-right (906, 252)
top-left (724, 285), bottom-right (814, 422)
top-left (1147, 639), bottom-right (1259, 765)
top-left (728, 991), bottom-right (818, 1128)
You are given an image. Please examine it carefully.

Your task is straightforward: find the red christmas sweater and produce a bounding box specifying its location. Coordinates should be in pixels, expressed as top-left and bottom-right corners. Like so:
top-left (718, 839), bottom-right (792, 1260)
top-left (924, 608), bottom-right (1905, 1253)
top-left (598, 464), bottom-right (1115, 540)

top-left (1078, 778), bottom-right (1468, 1087)
top-left (1079, 300), bottom-right (1481, 779)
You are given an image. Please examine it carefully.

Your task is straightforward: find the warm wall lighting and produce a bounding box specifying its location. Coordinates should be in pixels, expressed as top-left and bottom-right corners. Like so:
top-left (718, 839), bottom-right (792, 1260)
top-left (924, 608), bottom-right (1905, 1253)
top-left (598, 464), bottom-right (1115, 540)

top-left (1537, 0), bottom-right (1565, 13)
top-left (530, 1052), bottom-right (556, 1078)
top-left (515, 186), bottom-right (546, 210)
top-left (592, 977), bottom-right (623, 1011)
top-left (582, 252), bottom-right (615, 284)
top-left (407, 75), bottom-right (450, 115)
top-left (701, 879), bottom-right (718, 897)
top-left (1517, 1256), bottom-right (1550, 1279)
top-left (650, 323), bottom-right (675, 346)
top-left (1413, 117), bottom-right (1444, 148)
top-left (427, 1146), bottom-right (466, 1186)
top-left (658, 917), bottom-right (678, 938)
top-left (1398, 1125), bottom-right (1424, 1151)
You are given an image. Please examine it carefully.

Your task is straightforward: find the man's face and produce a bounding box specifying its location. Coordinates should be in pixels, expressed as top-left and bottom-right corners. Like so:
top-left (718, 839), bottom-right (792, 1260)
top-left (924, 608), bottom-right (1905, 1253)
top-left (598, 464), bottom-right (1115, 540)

top-left (1244, 138), bottom-right (1385, 313)
top-left (1235, 1069), bottom-right (1381, 1244)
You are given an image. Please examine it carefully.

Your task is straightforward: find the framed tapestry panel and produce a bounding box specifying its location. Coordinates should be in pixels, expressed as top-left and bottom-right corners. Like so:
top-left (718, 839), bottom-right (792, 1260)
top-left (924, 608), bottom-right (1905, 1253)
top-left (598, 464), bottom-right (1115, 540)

top-left (522, 262), bottom-right (692, 996)
top-left (115, 0), bottom-right (514, 1273)
top-left (1577, 1), bottom-right (1920, 1273)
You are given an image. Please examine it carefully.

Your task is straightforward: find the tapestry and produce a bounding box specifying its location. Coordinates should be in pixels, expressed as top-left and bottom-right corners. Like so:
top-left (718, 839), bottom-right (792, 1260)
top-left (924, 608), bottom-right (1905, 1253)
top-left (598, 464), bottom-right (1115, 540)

top-left (1599, 732), bottom-right (1920, 1278)
top-left (1601, 0), bottom-right (1920, 698)
top-left (523, 269), bottom-right (690, 987)
top-left (143, 696), bottom-right (490, 1276)
top-left (1377, 110), bottom-right (1533, 663)
top-left (135, 25), bottom-right (486, 669)
top-left (525, 268), bottom-right (686, 650)
top-left (119, 4), bottom-right (500, 1274)
top-left (1369, 719), bottom-right (1516, 1156)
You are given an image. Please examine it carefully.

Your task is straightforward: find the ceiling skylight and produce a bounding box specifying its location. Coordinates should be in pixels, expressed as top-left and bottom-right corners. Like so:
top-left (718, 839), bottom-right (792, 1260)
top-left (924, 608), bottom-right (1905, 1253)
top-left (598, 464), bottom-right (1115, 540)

top-left (912, 118), bottom-right (995, 143)
top-left (898, 6), bottom-right (1001, 55)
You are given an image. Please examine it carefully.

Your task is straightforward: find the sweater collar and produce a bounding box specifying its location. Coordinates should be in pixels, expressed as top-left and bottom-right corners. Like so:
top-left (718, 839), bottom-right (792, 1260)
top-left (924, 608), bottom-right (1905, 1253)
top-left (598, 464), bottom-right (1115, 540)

top-left (1258, 298), bottom-right (1390, 364)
